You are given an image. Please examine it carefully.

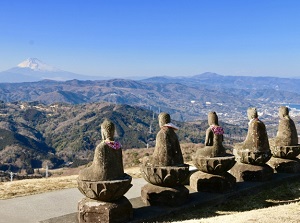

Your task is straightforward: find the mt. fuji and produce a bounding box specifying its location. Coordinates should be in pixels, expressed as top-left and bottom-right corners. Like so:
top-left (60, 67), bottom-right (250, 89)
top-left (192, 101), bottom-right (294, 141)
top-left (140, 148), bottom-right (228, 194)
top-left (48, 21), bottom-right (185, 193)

top-left (0, 58), bottom-right (101, 83)
top-left (17, 58), bottom-right (61, 72)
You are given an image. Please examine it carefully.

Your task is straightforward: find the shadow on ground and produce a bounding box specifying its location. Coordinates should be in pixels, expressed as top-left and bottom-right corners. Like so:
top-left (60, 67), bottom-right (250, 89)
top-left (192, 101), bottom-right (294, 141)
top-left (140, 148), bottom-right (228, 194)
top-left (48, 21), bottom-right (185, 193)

top-left (160, 180), bottom-right (300, 222)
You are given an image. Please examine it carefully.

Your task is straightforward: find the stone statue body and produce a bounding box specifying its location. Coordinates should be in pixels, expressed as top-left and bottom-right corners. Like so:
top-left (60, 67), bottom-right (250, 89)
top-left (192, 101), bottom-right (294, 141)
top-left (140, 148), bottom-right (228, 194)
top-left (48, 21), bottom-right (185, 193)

top-left (140, 112), bottom-right (189, 188)
top-left (240, 108), bottom-right (270, 152)
top-left (191, 112), bottom-right (236, 191)
top-left (78, 119), bottom-right (124, 181)
top-left (274, 106), bottom-right (298, 147)
top-left (233, 108), bottom-right (272, 165)
top-left (77, 120), bottom-right (132, 222)
top-left (151, 112), bottom-right (184, 166)
top-left (197, 111), bottom-right (226, 158)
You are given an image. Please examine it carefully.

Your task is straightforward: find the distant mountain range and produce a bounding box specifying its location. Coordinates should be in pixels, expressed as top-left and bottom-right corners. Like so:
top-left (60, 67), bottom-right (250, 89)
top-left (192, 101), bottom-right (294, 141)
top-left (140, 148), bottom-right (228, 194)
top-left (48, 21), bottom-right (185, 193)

top-left (1, 59), bottom-right (300, 93)
top-left (1, 58), bottom-right (300, 121)
top-left (143, 72), bottom-right (300, 94)
top-left (0, 58), bottom-right (102, 82)
top-left (0, 77), bottom-right (299, 122)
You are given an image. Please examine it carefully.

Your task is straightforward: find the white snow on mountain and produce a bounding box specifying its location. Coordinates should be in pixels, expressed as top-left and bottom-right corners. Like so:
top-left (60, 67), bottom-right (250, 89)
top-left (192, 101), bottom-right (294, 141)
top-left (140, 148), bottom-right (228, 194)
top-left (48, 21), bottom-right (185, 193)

top-left (0, 58), bottom-right (103, 83)
top-left (17, 58), bottom-right (61, 72)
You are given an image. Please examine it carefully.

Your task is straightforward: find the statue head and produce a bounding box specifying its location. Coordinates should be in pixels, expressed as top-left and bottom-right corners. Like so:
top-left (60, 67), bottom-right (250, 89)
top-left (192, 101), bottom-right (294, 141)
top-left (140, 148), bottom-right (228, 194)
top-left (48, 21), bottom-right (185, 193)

top-left (101, 119), bottom-right (115, 141)
top-left (247, 107), bottom-right (258, 120)
top-left (208, 111), bottom-right (219, 126)
top-left (158, 112), bottom-right (171, 128)
top-left (279, 106), bottom-right (289, 119)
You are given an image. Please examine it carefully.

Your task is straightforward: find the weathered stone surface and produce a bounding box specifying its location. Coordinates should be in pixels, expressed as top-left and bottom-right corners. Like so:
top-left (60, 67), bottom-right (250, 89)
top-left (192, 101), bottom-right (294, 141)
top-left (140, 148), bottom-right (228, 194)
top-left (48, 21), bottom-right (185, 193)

top-left (141, 112), bottom-right (189, 192)
top-left (192, 112), bottom-right (235, 176)
top-left (269, 106), bottom-right (300, 159)
top-left (78, 120), bottom-right (124, 182)
top-left (229, 162), bottom-right (273, 182)
top-left (193, 155), bottom-right (236, 175)
top-left (150, 112), bottom-right (184, 166)
top-left (234, 108), bottom-right (272, 165)
top-left (233, 149), bottom-right (272, 166)
top-left (195, 112), bottom-right (226, 158)
top-left (268, 157), bottom-right (300, 173)
top-left (274, 106), bottom-right (298, 147)
top-left (270, 145), bottom-right (300, 159)
top-left (140, 164), bottom-right (189, 187)
top-left (77, 120), bottom-right (131, 203)
top-left (141, 183), bottom-right (189, 207)
top-left (190, 171), bottom-right (236, 193)
top-left (77, 174), bottom-right (132, 201)
top-left (78, 196), bottom-right (132, 223)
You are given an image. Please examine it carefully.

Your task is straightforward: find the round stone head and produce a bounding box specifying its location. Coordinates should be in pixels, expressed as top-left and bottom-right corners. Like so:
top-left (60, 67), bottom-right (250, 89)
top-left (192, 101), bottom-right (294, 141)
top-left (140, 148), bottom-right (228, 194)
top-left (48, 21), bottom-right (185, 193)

top-left (247, 107), bottom-right (258, 120)
top-left (208, 111), bottom-right (219, 126)
top-left (279, 106), bottom-right (289, 119)
top-left (158, 112), bottom-right (171, 128)
top-left (101, 119), bottom-right (115, 141)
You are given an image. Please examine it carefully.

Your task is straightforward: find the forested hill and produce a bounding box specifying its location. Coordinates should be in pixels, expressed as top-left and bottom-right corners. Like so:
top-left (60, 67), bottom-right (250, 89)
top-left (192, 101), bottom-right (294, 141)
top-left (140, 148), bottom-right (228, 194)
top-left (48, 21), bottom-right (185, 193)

top-left (0, 101), bottom-right (246, 173)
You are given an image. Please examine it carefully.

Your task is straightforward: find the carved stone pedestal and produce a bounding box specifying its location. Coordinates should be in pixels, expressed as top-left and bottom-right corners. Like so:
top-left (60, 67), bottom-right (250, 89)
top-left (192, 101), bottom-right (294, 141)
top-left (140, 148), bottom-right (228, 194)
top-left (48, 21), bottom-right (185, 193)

top-left (77, 175), bottom-right (132, 201)
top-left (78, 196), bottom-right (132, 223)
top-left (141, 183), bottom-right (189, 207)
top-left (268, 157), bottom-right (300, 173)
top-left (271, 145), bottom-right (300, 159)
top-left (229, 163), bottom-right (273, 182)
top-left (193, 155), bottom-right (236, 175)
top-left (140, 164), bottom-right (190, 187)
top-left (190, 171), bottom-right (236, 193)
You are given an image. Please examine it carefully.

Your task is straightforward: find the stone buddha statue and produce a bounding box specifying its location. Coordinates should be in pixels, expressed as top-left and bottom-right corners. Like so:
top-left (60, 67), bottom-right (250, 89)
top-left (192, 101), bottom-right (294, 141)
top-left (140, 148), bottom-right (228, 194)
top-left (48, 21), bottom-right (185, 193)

top-left (151, 112), bottom-right (184, 166)
top-left (274, 106), bottom-right (298, 147)
top-left (78, 119), bottom-right (124, 181)
top-left (241, 107), bottom-right (270, 152)
top-left (269, 106), bottom-right (300, 160)
top-left (195, 111), bottom-right (226, 158)
top-left (140, 112), bottom-right (189, 206)
top-left (77, 119), bottom-right (133, 222)
top-left (190, 111), bottom-right (236, 192)
top-left (231, 108), bottom-right (273, 181)
top-left (233, 107), bottom-right (271, 165)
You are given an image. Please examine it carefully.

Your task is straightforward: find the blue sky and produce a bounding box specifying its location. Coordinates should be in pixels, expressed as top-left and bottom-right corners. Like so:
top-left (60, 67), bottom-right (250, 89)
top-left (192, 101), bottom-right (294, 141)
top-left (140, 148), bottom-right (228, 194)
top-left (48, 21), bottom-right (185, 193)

top-left (0, 0), bottom-right (299, 78)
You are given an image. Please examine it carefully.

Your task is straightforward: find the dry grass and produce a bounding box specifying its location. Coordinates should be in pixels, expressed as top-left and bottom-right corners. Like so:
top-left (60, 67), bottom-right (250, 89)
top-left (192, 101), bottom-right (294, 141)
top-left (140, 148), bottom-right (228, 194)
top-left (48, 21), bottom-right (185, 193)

top-left (0, 175), bottom-right (78, 199)
top-left (122, 143), bottom-right (202, 169)
top-left (0, 166), bottom-right (142, 200)
top-left (171, 202), bottom-right (300, 223)
top-left (162, 180), bottom-right (300, 223)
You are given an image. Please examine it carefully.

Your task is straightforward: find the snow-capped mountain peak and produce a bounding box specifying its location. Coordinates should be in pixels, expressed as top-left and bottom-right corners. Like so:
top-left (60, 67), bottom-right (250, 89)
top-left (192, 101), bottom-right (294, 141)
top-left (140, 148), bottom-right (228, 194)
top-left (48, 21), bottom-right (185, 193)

top-left (0, 58), bottom-right (100, 83)
top-left (17, 58), bottom-right (60, 72)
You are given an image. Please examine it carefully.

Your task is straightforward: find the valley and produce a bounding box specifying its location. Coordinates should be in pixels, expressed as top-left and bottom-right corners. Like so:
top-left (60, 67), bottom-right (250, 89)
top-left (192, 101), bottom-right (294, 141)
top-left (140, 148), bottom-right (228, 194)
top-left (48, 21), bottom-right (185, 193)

top-left (0, 73), bottom-right (300, 176)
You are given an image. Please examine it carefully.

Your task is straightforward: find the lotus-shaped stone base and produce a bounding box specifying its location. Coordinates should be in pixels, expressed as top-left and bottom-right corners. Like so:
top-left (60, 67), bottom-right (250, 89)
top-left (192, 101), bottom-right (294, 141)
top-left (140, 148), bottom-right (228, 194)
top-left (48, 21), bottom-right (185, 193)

top-left (270, 145), bottom-right (300, 159)
top-left (77, 174), bottom-right (132, 201)
top-left (192, 154), bottom-right (236, 175)
top-left (268, 157), bottom-right (300, 173)
top-left (140, 164), bottom-right (190, 187)
top-left (233, 148), bottom-right (272, 166)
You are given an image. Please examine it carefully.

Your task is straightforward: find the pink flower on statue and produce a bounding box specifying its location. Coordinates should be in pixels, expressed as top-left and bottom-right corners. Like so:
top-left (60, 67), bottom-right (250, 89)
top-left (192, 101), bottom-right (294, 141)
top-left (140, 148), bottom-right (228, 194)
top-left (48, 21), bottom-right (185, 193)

top-left (210, 125), bottom-right (224, 135)
top-left (105, 141), bottom-right (122, 150)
